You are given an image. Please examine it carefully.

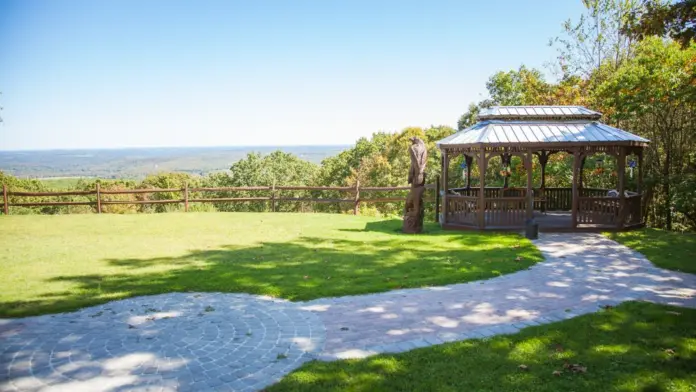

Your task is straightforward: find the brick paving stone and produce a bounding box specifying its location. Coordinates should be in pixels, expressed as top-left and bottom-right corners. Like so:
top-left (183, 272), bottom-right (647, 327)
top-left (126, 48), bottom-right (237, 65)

top-left (301, 233), bottom-right (696, 360)
top-left (0, 294), bottom-right (324, 392)
top-left (2, 233), bottom-right (696, 391)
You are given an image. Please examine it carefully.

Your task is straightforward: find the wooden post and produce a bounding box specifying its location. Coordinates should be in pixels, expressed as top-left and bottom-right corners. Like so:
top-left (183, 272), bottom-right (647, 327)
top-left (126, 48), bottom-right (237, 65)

top-left (434, 175), bottom-right (440, 222)
top-left (537, 151), bottom-right (550, 213)
top-left (96, 183), bottom-right (101, 214)
top-left (2, 184), bottom-right (8, 215)
top-left (478, 150), bottom-right (486, 229)
top-left (578, 156), bottom-right (586, 191)
top-left (271, 181), bottom-right (276, 212)
top-left (638, 148), bottom-right (644, 224)
top-left (637, 149), bottom-right (644, 194)
top-left (526, 150), bottom-right (534, 220)
top-left (571, 151), bottom-right (581, 228)
top-left (465, 155), bottom-right (473, 189)
top-left (617, 147), bottom-right (626, 229)
top-left (442, 151), bottom-right (449, 224)
top-left (184, 183), bottom-right (189, 212)
top-left (353, 179), bottom-right (360, 215)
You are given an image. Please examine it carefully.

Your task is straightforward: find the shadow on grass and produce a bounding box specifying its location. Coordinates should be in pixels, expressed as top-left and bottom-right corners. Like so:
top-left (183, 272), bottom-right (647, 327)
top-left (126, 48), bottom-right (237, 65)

top-left (267, 302), bottom-right (696, 392)
top-left (0, 219), bottom-right (542, 317)
top-left (339, 219), bottom-right (446, 234)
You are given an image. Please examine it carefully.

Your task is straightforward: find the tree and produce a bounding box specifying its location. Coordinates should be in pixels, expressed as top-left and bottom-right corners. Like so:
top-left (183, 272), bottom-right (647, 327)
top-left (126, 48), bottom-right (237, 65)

top-left (140, 172), bottom-right (201, 212)
top-left (550, 0), bottom-right (641, 78)
top-left (624, 0), bottom-right (696, 48)
top-left (595, 37), bottom-right (696, 230)
top-left (485, 66), bottom-right (551, 105)
top-left (205, 151), bottom-right (319, 212)
top-left (457, 66), bottom-right (551, 130)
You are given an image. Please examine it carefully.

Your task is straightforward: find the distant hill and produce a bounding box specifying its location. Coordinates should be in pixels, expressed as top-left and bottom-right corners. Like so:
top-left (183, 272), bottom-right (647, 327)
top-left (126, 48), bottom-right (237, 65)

top-left (0, 145), bottom-right (349, 179)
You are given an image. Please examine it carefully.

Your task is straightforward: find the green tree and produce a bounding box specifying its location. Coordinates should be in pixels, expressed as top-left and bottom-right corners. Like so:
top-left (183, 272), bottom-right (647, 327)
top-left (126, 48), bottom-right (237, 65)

top-left (624, 0), bottom-right (696, 48)
top-left (140, 172), bottom-right (201, 212)
top-left (205, 151), bottom-right (319, 212)
top-left (595, 37), bottom-right (696, 230)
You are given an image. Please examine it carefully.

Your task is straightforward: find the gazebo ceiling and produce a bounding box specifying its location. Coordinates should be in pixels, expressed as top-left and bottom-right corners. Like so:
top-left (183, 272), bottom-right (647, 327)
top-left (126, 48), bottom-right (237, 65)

top-left (438, 106), bottom-right (649, 148)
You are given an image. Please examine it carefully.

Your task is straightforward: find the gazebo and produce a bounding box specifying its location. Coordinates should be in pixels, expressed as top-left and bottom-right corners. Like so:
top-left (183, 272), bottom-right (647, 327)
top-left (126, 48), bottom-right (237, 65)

top-left (436, 106), bottom-right (649, 232)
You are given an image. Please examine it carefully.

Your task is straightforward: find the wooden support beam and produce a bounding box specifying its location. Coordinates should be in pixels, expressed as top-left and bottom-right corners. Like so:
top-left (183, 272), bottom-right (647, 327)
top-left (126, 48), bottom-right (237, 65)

top-left (571, 151), bottom-right (582, 228)
top-left (184, 184), bottom-right (189, 212)
top-left (526, 150), bottom-right (534, 220)
top-left (465, 155), bottom-right (473, 189)
top-left (271, 181), bottom-right (277, 213)
top-left (637, 149), bottom-right (644, 194)
top-left (435, 175), bottom-right (440, 223)
top-left (441, 151), bottom-right (449, 225)
top-left (96, 183), bottom-right (101, 214)
top-left (617, 147), bottom-right (626, 229)
top-left (3, 184), bottom-right (8, 215)
top-left (478, 150), bottom-right (486, 229)
top-left (353, 179), bottom-right (360, 215)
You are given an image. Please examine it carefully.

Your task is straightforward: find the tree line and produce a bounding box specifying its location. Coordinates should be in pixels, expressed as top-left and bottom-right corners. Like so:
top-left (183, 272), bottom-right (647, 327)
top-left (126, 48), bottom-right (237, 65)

top-left (2, 0), bottom-right (695, 230)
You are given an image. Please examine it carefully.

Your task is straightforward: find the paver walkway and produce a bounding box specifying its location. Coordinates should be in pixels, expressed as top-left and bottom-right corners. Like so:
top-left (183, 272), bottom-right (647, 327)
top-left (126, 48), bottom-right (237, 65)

top-left (1, 233), bottom-right (695, 391)
top-left (0, 294), bottom-right (324, 392)
top-left (303, 233), bottom-right (696, 359)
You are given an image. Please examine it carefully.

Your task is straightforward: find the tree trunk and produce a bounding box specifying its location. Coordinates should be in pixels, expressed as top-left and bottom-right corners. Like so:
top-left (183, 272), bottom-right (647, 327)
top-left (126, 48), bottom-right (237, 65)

top-left (664, 149), bottom-right (672, 230)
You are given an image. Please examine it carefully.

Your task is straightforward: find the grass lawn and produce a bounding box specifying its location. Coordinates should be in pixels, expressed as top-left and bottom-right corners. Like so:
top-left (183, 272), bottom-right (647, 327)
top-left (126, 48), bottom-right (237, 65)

top-left (606, 229), bottom-right (696, 274)
top-left (269, 302), bottom-right (696, 392)
top-left (0, 213), bottom-right (542, 317)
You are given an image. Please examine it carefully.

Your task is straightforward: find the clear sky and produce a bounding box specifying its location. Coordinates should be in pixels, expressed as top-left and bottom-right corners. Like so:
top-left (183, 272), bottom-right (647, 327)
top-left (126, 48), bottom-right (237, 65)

top-left (0, 0), bottom-right (585, 150)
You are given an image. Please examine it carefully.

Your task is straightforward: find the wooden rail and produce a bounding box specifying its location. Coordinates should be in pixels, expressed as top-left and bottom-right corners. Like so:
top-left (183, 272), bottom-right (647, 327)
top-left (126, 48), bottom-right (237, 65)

top-left (448, 187), bottom-right (616, 213)
top-left (577, 196), bottom-right (621, 225)
top-left (446, 195), bottom-right (478, 225)
top-left (0, 183), bottom-right (438, 217)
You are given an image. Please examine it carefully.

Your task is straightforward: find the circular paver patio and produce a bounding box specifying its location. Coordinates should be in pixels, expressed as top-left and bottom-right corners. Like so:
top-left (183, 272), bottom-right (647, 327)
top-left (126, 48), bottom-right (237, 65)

top-left (0, 293), bottom-right (325, 392)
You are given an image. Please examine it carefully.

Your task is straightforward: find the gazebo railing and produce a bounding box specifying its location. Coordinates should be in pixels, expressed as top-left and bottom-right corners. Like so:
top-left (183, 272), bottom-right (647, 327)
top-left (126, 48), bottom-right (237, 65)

top-left (577, 197), bottom-right (621, 225)
top-left (484, 197), bottom-right (527, 227)
top-left (450, 187), bottom-right (610, 212)
top-left (446, 195), bottom-right (478, 225)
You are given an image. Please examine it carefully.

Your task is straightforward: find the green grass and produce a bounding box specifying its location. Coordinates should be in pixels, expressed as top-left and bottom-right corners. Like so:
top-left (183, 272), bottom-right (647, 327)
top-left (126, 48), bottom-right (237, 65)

top-left (0, 213), bottom-right (542, 317)
top-left (606, 229), bottom-right (696, 274)
top-left (269, 302), bottom-right (696, 392)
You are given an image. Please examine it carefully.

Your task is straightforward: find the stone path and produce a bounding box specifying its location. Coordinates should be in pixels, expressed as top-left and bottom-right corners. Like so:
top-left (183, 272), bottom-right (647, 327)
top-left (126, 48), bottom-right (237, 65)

top-left (302, 233), bottom-right (696, 360)
top-left (2, 233), bottom-right (695, 391)
top-left (0, 294), bottom-right (324, 392)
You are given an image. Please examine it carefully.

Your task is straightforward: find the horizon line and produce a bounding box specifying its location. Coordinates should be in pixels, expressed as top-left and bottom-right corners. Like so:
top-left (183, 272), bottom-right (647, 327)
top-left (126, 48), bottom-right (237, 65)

top-left (0, 144), bottom-right (354, 153)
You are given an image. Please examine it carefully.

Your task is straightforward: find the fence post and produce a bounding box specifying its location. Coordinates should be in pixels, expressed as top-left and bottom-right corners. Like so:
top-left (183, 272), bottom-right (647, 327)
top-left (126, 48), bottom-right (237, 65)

top-left (96, 183), bottom-right (101, 214)
top-left (435, 176), bottom-right (440, 222)
top-left (271, 181), bottom-right (276, 212)
top-left (3, 184), bottom-right (8, 215)
top-left (353, 179), bottom-right (360, 215)
top-left (184, 183), bottom-right (189, 212)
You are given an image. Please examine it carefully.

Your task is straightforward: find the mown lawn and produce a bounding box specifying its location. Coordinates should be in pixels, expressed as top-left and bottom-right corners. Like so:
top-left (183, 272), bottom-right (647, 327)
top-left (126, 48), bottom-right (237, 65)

top-left (0, 213), bottom-right (542, 317)
top-left (606, 229), bottom-right (696, 274)
top-left (269, 302), bottom-right (696, 392)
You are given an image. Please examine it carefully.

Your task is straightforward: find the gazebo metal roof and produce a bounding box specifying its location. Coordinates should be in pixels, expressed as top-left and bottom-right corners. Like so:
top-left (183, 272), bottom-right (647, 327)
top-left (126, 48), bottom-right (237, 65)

top-left (477, 105), bottom-right (601, 121)
top-left (438, 106), bottom-right (648, 147)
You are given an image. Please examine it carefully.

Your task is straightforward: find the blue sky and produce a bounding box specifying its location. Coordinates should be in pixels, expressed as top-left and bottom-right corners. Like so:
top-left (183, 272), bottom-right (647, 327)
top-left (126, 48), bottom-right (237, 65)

top-left (0, 0), bottom-right (585, 150)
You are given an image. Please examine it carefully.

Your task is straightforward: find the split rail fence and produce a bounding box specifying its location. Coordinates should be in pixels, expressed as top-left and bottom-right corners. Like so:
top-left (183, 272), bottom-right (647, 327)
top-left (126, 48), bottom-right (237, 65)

top-left (1, 181), bottom-right (440, 220)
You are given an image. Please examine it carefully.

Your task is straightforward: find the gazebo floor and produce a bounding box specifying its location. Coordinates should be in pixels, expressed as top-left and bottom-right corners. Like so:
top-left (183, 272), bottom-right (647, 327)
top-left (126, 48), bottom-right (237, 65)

top-left (535, 211), bottom-right (572, 229)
